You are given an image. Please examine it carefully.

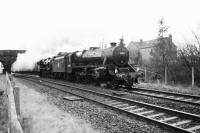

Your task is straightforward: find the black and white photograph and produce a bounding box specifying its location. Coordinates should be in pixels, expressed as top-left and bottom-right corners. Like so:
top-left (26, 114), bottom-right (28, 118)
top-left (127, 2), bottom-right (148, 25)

top-left (1, 0), bottom-right (200, 133)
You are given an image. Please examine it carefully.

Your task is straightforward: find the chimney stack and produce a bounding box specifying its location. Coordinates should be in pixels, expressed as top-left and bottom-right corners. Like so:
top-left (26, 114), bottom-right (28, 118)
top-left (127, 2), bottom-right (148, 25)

top-left (119, 38), bottom-right (125, 46)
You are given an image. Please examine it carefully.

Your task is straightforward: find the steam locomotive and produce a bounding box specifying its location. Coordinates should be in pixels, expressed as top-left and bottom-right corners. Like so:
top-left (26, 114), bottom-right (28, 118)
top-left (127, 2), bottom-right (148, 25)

top-left (35, 38), bottom-right (139, 89)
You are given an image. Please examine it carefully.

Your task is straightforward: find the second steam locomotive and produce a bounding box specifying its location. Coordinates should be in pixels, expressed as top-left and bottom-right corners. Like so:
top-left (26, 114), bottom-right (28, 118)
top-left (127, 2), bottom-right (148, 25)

top-left (35, 38), bottom-right (139, 89)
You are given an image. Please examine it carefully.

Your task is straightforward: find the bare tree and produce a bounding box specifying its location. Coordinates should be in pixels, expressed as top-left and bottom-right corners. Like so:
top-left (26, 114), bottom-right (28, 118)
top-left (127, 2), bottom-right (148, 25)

top-left (149, 18), bottom-right (172, 80)
top-left (158, 18), bottom-right (169, 37)
top-left (192, 31), bottom-right (200, 51)
top-left (176, 42), bottom-right (200, 84)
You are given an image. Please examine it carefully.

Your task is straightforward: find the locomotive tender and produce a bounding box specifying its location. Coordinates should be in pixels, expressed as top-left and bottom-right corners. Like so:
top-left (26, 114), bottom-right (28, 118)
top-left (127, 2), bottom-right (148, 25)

top-left (37, 38), bottom-right (138, 88)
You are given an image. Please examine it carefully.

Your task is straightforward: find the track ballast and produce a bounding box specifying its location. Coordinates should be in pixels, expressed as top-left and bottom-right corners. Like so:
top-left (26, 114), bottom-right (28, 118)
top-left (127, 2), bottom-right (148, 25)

top-left (15, 74), bottom-right (200, 133)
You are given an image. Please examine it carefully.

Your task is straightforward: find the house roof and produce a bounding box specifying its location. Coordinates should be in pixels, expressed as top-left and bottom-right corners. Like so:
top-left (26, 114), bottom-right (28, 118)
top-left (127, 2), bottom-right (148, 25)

top-left (128, 36), bottom-right (176, 50)
top-left (131, 39), bottom-right (159, 49)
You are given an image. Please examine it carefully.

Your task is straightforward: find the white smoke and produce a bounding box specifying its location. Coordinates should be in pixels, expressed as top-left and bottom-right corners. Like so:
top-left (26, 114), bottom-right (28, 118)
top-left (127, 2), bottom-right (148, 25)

top-left (12, 50), bottom-right (50, 71)
top-left (11, 37), bottom-right (83, 71)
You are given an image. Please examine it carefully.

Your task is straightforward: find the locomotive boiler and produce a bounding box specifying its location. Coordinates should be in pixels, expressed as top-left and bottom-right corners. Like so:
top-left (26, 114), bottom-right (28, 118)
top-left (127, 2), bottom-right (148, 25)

top-left (79, 42), bottom-right (129, 66)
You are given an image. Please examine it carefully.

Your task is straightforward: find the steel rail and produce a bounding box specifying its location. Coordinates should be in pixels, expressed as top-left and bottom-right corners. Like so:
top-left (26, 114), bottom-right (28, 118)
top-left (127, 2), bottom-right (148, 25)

top-left (133, 87), bottom-right (200, 99)
top-left (130, 87), bottom-right (200, 106)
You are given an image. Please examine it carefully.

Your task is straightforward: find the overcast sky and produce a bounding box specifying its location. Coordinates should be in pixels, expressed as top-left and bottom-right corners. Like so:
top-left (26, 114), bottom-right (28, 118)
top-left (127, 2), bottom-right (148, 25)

top-left (0, 0), bottom-right (200, 53)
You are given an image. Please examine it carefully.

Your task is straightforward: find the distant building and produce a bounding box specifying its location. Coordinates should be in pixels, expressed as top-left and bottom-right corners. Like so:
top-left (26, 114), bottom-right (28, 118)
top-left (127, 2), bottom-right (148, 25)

top-left (127, 34), bottom-right (177, 65)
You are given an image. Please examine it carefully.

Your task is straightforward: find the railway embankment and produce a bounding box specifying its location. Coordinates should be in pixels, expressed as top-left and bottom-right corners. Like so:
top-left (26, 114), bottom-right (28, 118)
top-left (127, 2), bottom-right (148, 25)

top-left (12, 76), bottom-right (100, 133)
top-left (0, 74), bottom-right (8, 133)
top-left (1, 73), bottom-right (26, 133)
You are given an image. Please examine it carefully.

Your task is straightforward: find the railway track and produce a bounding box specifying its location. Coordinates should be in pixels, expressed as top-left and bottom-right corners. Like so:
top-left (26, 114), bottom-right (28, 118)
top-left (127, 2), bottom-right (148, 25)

top-left (15, 74), bottom-right (200, 133)
top-left (15, 73), bottom-right (200, 106)
top-left (130, 87), bottom-right (200, 106)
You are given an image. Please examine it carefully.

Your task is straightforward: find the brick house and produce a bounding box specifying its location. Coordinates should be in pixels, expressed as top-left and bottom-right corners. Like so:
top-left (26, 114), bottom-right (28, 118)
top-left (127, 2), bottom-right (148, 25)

top-left (127, 34), bottom-right (177, 65)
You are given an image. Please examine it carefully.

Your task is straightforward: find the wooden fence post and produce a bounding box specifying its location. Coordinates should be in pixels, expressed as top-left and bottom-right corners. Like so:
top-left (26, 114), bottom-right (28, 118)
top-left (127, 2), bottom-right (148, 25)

top-left (145, 67), bottom-right (147, 82)
top-left (192, 67), bottom-right (194, 87)
top-left (165, 66), bottom-right (167, 85)
top-left (14, 87), bottom-right (20, 116)
top-left (22, 117), bottom-right (32, 133)
top-left (11, 82), bottom-right (15, 88)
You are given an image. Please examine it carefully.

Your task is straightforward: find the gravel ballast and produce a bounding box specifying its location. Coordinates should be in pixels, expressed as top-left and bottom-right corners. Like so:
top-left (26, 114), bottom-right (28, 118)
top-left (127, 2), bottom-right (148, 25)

top-left (14, 77), bottom-right (174, 133)
top-left (15, 78), bottom-right (100, 133)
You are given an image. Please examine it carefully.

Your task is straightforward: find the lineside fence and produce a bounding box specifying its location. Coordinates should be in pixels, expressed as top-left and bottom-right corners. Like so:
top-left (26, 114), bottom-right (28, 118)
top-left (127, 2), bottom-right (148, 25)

top-left (5, 72), bottom-right (31, 133)
top-left (137, 66), bottom-right (196, 87)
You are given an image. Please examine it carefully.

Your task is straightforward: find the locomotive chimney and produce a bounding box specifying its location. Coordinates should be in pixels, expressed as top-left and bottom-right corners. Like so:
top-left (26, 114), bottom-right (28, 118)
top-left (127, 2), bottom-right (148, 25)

top-left (119, 38), bottom-right (125, 46)
top-left (110, 42), bottom-right (117, 47)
